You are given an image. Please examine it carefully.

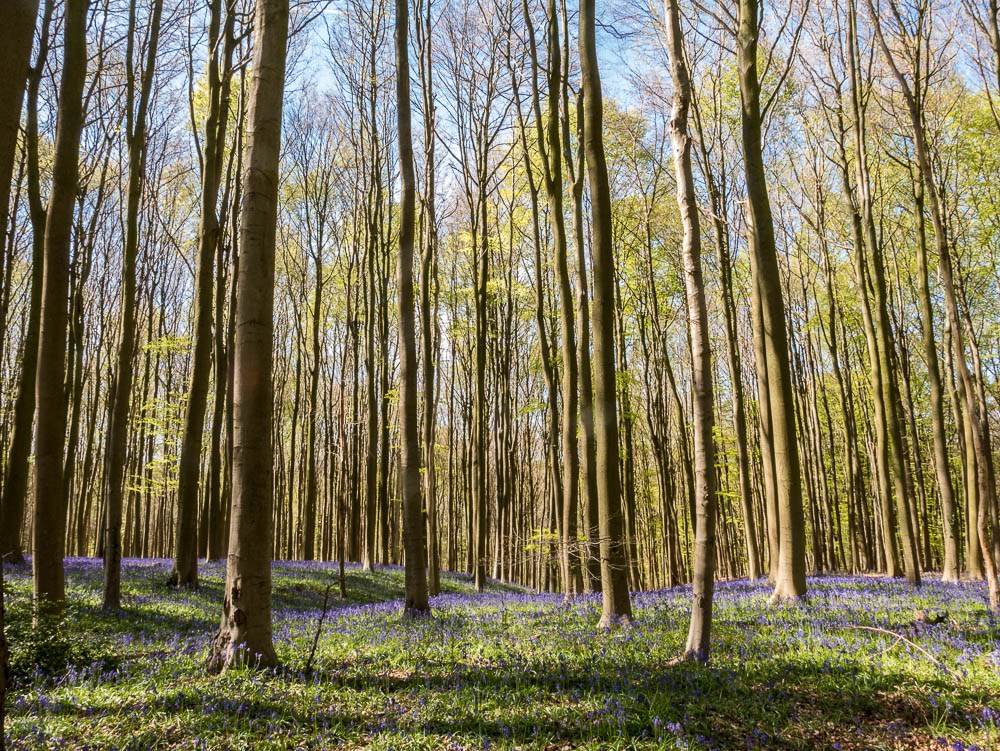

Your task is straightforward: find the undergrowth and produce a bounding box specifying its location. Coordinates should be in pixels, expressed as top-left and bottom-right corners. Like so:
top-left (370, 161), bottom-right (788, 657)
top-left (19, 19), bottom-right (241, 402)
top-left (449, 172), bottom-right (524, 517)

top-left (4, 558), bottom-right (998, 750)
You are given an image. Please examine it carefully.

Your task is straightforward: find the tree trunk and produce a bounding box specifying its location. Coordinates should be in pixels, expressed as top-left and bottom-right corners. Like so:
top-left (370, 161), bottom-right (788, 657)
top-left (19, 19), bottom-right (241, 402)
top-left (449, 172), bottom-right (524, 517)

top-left (1, 0), bottom-right (52, 565)
top-left (174, 0), bottom-right (236, 583)
top-left (580, 0), bottom-right (632, 626)
top-left (104, 0), bottom-right (163, 610)
top-left (396, 0), bottom-right (429, 615)
top-left (208, 0), bottom-right (288, 672)
top-left (415, 0), bottom-right (440, 595)
top-left (0, 0), bottom-right (39, 738)
top-left (664, 0), bottom-right (717, 661)
top-left (32, 0), bottom-right (88, 619)
top-left (737, 0), bottom-right (806, 601)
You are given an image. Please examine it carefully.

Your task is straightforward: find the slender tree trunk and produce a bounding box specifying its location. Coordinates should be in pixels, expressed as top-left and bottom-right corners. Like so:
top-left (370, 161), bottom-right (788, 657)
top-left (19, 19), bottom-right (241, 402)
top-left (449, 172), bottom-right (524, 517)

top-left (396, 0), bottom-right (429, 615)
top-left (737, 0), bottom-right (806, 601)
top-left (415, 0), bottom-right (440, 595)
top-left (33, 0), bottom-right (88, 619)
top-left (1, 0), bottom-right (53, 565)
top-left (0, 0), bottom-right (39, 738)
top-left (303, 253), bottom-right (324, 560)
top-left (472, 215), bottom-right (489, 591)
top-left (580, 0), bottom-right (632, 626)
top-left (104, 0), bottom-right (163, 610)
top-left (664, 0), bottom-right (717, 661)
top-left (174, 0), bottom-right (236, 584)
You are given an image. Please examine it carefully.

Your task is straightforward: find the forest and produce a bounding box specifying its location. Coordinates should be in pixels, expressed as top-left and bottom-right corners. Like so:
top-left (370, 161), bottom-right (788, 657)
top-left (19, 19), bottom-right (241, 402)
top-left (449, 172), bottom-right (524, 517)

top-left (0, 0), bottom-right (999, 747)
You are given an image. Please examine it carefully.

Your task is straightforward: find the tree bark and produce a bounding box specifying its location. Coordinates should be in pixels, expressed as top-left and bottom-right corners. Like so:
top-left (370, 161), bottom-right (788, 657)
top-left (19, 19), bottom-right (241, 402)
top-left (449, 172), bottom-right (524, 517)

top-left (1, 0), bottom-right (52, 566)
top-left (0, 0), bottom-right (40, 739)
top-left (208, 0), bottom-right (288, 672)
top-left (33, 0), bottom-right (88, 619)
top-left (174, 0), bottom-right (237, 583)
top-left (580, 0), bottom-right (632, 626)
top-left (396, 0), bottom-right (429, 615)
top-left (664, 0), bottom-right (717, 661)
top-left (736, 0), bottom-right (807, 601)
top-left (104, 0), bottom-right (164, 610)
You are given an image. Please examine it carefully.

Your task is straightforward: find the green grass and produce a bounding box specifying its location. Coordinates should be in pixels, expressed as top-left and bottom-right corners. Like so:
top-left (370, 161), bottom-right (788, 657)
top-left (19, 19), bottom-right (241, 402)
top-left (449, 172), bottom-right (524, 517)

top-left (4, 558), bottom-right (999, 750)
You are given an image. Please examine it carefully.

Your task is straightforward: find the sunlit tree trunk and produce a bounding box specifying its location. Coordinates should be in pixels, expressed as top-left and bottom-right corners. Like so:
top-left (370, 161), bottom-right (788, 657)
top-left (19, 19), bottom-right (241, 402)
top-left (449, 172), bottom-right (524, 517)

top-left (737, 0), bottom-right (806, 601)
top-left (174, 0), bottom-right (237, 583)
top-left (415, 0), bottom-right (440, 595)
top-left (664, 0), bottom-right (717, 660)
top-left (868, 0), bottom-right (997, 606)
top-left (104, 0), bottom-right (164, 610)
top-left (580, 0), bottom-right (632, 626)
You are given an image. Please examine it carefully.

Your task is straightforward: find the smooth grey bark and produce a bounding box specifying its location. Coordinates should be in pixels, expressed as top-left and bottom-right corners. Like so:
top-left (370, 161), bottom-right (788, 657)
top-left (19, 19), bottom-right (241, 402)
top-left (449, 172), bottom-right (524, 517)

top-left (912, 174), bottom-right (960, 582)
top-left (415, 0), bottom-right (440, 595)
top-left (174, 0), bottom-right (237, 584)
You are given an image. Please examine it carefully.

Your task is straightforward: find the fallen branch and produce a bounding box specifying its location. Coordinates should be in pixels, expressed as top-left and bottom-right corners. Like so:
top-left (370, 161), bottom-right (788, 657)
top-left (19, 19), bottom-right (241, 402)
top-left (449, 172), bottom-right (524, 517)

top-left (305, 584), bottom-right (333, 675)
top-left (835, 625), bottom-right (958, 679)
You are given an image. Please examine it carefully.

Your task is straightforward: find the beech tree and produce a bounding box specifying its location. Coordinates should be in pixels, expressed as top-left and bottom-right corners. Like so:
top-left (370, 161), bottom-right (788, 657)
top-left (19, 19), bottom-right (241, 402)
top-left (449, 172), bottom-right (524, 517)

top-left (172, 0), bottom-right (239, 587)
top-left (581, 0), bottom-right (632, 626)
top-left (662, 0), bottom-right (718, 660)
top-left (397, 0), bottom-right (430, 615)
top-left (735, 0), bottom-right (808, 601)
top-left (32, 0), bottom-right (88, 619)
top-left (103, 0), bottom-right (165, 611)
top-left (208, 0), bottom-right (289, 672)
top-left (0, 0), bottom-right (40, 739)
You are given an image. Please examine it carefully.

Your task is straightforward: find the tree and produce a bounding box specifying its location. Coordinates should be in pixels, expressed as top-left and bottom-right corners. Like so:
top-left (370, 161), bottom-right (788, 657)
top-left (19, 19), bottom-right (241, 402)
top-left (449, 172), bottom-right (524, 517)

top-left (33, 0), bottom-right (88, 619)
top-left (0, 0), bottom-right (41, 740)
top-left (172, 0), bottom-right (238, 587)
top-left (208, 0), bottom-right (289, 672)
top-left (521, 0), bottom-right (583, 596)
top-left (868, 0), bottom-right (997, 606)
top-left (397, 0), bottom-right (430, 615)
top-left (1, 0), bottom-right (53, 566)
top-left (580, 0), bottom-right (632, 626)
top-left (663, 0), bottom-right (717, 660)
top-left (414, 0), bottom-right (441, 596)
top-left (104, 0), bottom-right (165, 610)
top-left (736, 0), bottom-right (807, 601)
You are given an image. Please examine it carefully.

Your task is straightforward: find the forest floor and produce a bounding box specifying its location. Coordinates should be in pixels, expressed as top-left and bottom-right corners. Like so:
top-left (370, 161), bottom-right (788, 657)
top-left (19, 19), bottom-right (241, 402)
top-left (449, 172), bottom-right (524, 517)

top-left (3, 558), bottom-right (999, 750)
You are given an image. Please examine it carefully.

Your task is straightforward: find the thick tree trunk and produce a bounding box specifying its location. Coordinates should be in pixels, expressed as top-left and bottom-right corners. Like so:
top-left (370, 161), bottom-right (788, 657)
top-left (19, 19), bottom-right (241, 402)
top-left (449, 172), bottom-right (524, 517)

top-left (208, 0), bottom-right (288, 672)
